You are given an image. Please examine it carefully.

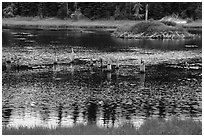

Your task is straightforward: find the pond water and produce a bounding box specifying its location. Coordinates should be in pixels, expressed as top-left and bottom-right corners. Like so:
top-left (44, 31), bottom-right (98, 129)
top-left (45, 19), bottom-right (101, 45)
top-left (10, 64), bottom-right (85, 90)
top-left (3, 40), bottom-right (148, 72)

top-left (2, 28), bottom-right (202, 129)
top-left (2, 29), bottom-right (202, 51)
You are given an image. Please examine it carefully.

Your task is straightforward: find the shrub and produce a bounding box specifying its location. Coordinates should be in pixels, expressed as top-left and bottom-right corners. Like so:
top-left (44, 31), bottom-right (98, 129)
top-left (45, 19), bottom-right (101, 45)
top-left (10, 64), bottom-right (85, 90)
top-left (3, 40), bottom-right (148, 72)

top-left (185, 18), bottom-right (193, 23)
top-left (57, 5), bottom-right (70, 19)
top-left (160, 16), bottom-right (187, 24)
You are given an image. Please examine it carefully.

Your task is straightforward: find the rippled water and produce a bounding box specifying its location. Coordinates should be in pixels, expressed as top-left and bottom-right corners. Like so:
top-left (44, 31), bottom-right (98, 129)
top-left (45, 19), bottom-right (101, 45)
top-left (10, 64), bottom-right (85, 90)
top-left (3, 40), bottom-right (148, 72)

top-left (2, 28), bottom-right (202, 128)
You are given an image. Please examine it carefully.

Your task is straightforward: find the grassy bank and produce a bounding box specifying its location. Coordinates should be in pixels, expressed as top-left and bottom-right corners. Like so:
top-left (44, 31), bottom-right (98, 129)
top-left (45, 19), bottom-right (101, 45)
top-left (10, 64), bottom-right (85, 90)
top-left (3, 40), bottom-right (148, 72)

top-left (2, 17), bottom-right (202, 31)
top-left (2, 17), bottom-right (135, 31)
top-left (2, 118), bottom-right (201, 135)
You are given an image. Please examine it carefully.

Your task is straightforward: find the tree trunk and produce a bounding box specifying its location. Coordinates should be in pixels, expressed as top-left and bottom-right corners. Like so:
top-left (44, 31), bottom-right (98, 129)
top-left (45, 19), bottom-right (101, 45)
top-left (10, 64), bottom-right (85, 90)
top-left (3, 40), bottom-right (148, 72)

top-left (74, 2), bottom-right (77, 11)
top-left (145, 4), bottom-right (148, 21)
top-left (66, 2), bottom-right (69, 17)
top-left (129, 3), bottom-right (132, 16)
top-left (38, 3), bottom-right (43, 19)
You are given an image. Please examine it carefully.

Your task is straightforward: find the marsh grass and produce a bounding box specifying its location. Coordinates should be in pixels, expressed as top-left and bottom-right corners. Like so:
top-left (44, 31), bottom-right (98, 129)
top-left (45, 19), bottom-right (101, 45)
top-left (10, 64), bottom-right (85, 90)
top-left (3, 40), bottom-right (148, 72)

top-left (2, 118), bottom-right (202, 135)
top-left (2, 124), bottom-right (137, 135)
top-left (2, 17), bottom-right (201, 30)
top-left (2, 17), bottom-right (137, 29)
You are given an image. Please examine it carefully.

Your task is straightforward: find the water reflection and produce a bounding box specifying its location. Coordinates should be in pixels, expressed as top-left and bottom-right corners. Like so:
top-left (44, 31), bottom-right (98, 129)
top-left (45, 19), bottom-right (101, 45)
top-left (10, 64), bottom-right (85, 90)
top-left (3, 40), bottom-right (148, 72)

top-left (2, 63), bottom-right (201, 129)
top-left (102, 103), bottom-right (117, 127)
top-left (2, 100), bottom-right (13, 127)
top-left (111, 36), bottom-right (201, 50)
top-left (39, 103), bottom-right (50, 122)
top-left (2, 29), bottom-right (202, 51)
top-left (139, 73), bottom-right (145, 88)
top-left (72, 103), bottom-right (79, 124)
top-left (87, 101), bottom-right (97, 125)
top-left (107, 72), bottom-right (112, 81)
top-left (158, 99), bottom-right (166, 118)
top-left (2, 29), bottom-right (202, 129)
top-left (57, 103), bottom-right (63, 126)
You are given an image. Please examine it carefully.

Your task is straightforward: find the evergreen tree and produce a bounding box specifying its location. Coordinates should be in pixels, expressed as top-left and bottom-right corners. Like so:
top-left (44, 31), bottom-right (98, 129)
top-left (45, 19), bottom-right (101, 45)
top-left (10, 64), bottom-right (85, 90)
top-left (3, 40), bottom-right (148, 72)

top-left (132, 2), bottom-right (143, 20)
top-left (2, 2), bottom-right (202, 20)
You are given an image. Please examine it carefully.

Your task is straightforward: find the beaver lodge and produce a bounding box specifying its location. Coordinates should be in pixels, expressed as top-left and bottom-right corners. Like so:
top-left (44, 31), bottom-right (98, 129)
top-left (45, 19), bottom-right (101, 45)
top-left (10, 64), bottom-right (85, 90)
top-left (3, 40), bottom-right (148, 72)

top-left (112, 21), bottom-right (194, 39)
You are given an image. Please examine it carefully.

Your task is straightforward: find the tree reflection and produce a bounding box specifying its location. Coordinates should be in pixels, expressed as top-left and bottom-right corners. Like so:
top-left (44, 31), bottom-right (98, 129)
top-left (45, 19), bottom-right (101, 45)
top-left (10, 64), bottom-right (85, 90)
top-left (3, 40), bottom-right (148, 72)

top-left (102, 103), bottom-right (116, 127)
top-left (158, 99), bottom-right (166, 118)
top-left (139, 73), bottom-right (146, 88)
top-left (72, 103), bottom-right (79, 124)
top-left (2, 101), bottom-right (13, 127)
top-left (57, 103), bottom-right (63, 126)
top-left (87, 101), bottom-right (97, 125)
top-left (39, 104), bottom-right (50, 122)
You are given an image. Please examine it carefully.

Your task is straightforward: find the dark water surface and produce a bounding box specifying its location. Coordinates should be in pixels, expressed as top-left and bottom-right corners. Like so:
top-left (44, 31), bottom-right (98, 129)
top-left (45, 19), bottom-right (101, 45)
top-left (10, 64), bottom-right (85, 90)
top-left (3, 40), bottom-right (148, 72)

top-left (2, 29), bottom-right (202, 51)
top-left (2, 29), bottom-right (202, 128)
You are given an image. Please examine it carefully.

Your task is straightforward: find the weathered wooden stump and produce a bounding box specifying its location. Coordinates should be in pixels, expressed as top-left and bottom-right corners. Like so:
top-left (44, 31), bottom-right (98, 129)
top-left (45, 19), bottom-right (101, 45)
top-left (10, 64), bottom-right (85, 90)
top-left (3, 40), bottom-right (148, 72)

top-left (70, 47), bottom-right (75, 61)
top-left (140, 59), bottom-right (145, 73)
top-left (5, 60), bottom-right (11, 71)
top-left (107, 72), bottom-right (112, 80)
top-left (115, 59), bottom-right (119, 69)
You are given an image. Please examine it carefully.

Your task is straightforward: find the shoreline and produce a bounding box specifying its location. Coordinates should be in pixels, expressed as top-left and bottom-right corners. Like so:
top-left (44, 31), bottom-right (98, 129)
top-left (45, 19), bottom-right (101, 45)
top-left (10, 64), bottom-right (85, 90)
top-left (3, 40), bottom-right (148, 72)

top-left (2, 17), bottom-right (202, 70)
top-left (2, 18), bottom-right (202, 31)
top-left (2, 24), bottom-right (117, 32)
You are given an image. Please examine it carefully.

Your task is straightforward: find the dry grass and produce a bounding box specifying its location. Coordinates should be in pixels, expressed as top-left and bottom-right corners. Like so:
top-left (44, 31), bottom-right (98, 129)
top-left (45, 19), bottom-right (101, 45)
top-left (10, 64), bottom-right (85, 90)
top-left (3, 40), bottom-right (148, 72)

top-left (2, 118), bottom-right (201, 135)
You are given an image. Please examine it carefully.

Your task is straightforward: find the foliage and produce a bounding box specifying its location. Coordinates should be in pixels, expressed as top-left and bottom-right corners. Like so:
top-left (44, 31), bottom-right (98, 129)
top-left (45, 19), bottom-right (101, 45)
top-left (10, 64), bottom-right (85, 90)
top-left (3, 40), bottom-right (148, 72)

top-left (71, 8), bottom-right (84, 21)
top-left (2, 2), bottom-right (202, 20)
top-left (114, 6), bottom-right (120, 20)
top-left (2, 3), bottom-right (15, 17)
top-left (57, 3), bottom-right (70, 19)
top-left (132, 2), bottom-right (143, 20)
